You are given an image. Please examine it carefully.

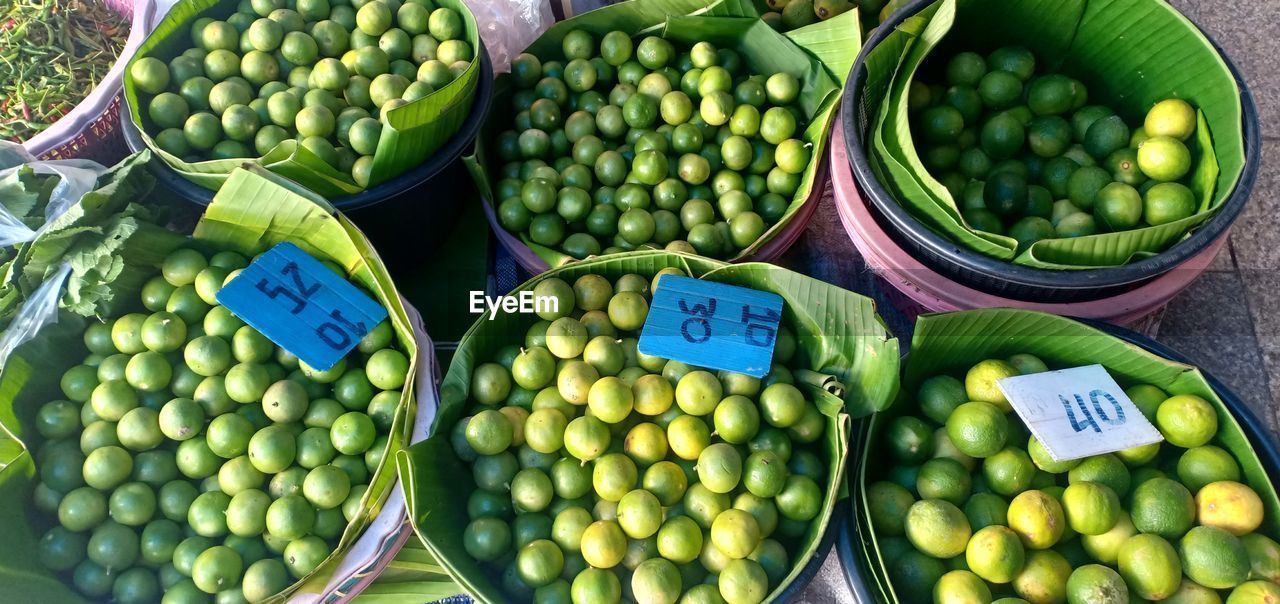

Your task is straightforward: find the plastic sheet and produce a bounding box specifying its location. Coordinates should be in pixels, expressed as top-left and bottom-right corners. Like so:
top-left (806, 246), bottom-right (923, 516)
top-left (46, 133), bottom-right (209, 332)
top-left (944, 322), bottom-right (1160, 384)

top-left (0, 142), bottom-right (107, 247)
top-left (463, 0), bottom-right (553, 74)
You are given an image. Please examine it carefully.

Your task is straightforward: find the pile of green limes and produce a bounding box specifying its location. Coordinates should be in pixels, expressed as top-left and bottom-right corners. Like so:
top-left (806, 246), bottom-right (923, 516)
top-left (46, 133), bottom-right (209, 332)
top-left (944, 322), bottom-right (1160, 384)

top-left (911, 45), bottom-right (1203, 248)
top-left (451, 270), bottom-right (827, 604)
top-left (492, 31), bottom-right (813, 260)
top-left (128, 0), bottom-right (472, 186)
top-left (870, 354), bottom-right (1280, 603)
top-left (31, 247), bottom-right (407, 603)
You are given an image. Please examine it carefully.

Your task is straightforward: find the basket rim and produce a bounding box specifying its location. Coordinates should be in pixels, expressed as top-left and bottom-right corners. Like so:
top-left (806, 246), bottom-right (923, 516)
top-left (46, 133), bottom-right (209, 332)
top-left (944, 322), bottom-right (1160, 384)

top-left (840, 0), bottom-right (1262, 293)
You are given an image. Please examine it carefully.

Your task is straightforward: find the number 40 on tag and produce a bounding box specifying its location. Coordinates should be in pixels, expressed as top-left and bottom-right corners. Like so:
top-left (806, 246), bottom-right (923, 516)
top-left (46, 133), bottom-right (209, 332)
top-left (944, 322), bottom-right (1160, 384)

top-left (997, 364), bottom-right (1163, 463)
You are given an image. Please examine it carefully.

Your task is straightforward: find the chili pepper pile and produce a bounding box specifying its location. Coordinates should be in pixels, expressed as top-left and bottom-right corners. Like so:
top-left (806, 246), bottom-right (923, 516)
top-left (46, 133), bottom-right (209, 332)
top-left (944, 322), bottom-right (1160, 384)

top-left (0, 0), bottom-right (129, 142)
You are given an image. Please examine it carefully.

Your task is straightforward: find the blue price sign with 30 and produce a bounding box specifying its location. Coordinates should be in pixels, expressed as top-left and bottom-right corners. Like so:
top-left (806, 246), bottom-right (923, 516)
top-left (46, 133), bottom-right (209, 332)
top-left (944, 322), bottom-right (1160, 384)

top-left (637, 275), bottom-right (784, 378)
top-left (217, 242), bottom-right (387, 371)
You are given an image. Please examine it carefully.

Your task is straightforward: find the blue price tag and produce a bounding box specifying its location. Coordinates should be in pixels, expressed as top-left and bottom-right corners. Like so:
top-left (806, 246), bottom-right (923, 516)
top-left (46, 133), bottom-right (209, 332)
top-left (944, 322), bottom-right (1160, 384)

top-left (637, 275), bottom-right (783, 378)
top-left (216, 242), bottom-right (388, 371)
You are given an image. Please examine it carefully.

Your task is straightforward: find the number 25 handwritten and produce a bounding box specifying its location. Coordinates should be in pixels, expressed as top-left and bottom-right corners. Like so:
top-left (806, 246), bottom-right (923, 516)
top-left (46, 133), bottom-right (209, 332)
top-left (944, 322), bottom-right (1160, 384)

top-left (254, 262), bottom-right (366, 350)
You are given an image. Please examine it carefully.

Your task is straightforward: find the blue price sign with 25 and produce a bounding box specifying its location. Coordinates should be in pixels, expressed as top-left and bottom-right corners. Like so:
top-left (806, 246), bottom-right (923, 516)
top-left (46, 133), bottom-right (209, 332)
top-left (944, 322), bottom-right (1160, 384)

top-left (217, 242), bottom-right (388, 371)
top-left (637, 275), bottom-right (784, 378)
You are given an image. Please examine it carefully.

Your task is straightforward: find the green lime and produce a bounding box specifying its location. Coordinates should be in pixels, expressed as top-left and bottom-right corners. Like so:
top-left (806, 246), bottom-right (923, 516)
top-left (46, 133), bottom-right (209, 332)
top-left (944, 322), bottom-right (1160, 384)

top-left (1007, 490), bottom-right (1066, 550)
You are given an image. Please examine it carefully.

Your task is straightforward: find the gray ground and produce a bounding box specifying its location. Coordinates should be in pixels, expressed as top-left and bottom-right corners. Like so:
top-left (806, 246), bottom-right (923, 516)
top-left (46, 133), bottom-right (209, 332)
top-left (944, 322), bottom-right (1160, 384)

top-left (782, 1), bottom-right (1279, 600)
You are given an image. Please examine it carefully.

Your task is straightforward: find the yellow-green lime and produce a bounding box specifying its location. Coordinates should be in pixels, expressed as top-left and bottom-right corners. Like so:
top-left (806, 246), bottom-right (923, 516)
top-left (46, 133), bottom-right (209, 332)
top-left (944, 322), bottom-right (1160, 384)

top-left (1067, 454), bottom-right (1131, 498)
top-left (1137, 136), bottom-right (1192, 182)
top-left (1156, 394), bottom-right (1218, 448)
top-left (933, 428), bottom-right (978, 471)
top-left (1164, 579), bottom-right (1225, 604)
top-left (1027, 435), bottom-right (1079, 473)
top-left (1145, 98), bottom-right (1197, 141)
top-left (1197, 481), bottom-right (1264, 536)
top-left (1065, 564), bottom-right (1128, 604)
top-left (1179, 525), bottom-right (1250, 590)
top-left (965, 359), bottom-right (1019, 412)
top-left (904, 499), bottom-right (972, 558)
top-left (1012, 549), bottom-right (1071, 604)
top-left (1007, 490), bottom-right (1066, 550)
top-left (1125, 384), bottom-right (1166, 420)
top-left (1081, 511), bottom-right (1136, 565)
top-left (966, 525), bottom-right (1026, 584)
top-left (1061, 482), bottom-right (1121, 535)
top-left (1242, 533), bottom-right (1280, 583)
top-left (1115, 441), bottom-right (1160, 467)
top-left (1226, 580), bottom-right (1280, 603)
top-left (1118, 533), bottom-right (1183, 600)
top-left (934, 570), bottom-right (992, 604)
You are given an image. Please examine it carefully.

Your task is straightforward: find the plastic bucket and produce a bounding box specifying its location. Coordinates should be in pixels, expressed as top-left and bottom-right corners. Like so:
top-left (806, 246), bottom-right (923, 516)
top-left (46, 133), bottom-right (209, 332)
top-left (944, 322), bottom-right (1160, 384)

top-left (484, 154), bottom-right (827, 275)
top-left (122, 44), bottom-right (495, 272)
top-left (835, 322), bottom-right (1280, 602)
top-left (841, 0), bottom-right (1261, 303)
top-left (830, 111), bottom-right (1226, 328)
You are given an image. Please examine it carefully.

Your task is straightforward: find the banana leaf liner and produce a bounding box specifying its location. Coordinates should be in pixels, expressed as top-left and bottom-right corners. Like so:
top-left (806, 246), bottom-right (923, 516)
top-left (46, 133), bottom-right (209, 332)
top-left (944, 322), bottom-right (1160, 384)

top-left (863, 0), bottom-right (1245, 269)
top-left (123, 0), bottom-right (482, 197)
top-left (465, 0), bottom-right (861, 270)
top-left (854, 308), bottom-right (1280, 603)
top-left (0, 165), bottom-right (421, 602)
top-left (397, 250), bottom-right (900, 603)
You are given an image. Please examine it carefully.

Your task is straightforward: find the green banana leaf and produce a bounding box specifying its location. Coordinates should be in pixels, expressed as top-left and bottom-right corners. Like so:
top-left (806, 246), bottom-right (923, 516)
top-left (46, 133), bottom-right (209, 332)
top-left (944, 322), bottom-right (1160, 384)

top-left (464, 0), bottom-right (859, 269)
top-left (397, 250), bottom-right (900, 603)
top-left (871, 0), bottom-right (1020, 260)
top-left (123, 0), bottom-right (481, 197)
top-left (353, 539), bottom-right (466, 603)
top-left (0, 164), bottom-right (421, 603)
top-left (854, 309), bottom-right (1280, 603)
top-left (865, 0), bottom-right (1245, 269)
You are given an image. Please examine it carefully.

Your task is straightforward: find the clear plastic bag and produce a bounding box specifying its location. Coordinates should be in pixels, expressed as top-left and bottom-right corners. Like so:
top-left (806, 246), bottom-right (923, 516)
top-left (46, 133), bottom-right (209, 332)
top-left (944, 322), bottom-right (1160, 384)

top-left (463, 0), bottom-right (554, 74)
top-left (0, 263), bottom-right (72, 368)
top-left (0, 141), bottom-right (108, 247)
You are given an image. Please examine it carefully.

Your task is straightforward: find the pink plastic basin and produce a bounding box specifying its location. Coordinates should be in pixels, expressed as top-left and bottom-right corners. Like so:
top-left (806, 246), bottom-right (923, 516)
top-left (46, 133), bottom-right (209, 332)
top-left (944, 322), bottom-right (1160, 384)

top-left (829, 112), bottom-right (1227, 327)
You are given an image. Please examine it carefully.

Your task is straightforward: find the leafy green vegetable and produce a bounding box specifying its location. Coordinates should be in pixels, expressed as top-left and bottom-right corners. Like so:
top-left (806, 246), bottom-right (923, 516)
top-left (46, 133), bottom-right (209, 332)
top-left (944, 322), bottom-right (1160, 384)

top-left (0, 152), bottom-right (184, 329)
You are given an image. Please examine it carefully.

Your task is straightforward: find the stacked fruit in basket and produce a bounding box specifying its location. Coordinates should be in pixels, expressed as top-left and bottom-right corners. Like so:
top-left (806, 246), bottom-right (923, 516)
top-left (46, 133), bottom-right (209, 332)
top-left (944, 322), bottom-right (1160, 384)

top-left (129, 0), bottom-right (472, 186)
top-left (492, 31), bottom-right (814, 260)
top-left (449, 270), bottom-right (829, 604)
top-left (31, 247), bottom-right (406, 603)
top-left (912, 45), bottom-right (1205, 249)
top-left (869, 355), bottom-right (1280, 603)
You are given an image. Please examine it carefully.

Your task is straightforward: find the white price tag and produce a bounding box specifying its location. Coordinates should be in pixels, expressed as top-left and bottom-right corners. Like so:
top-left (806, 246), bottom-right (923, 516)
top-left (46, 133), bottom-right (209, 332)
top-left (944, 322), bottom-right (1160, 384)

top-left (997, 364), bottom-right (1163, 462)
